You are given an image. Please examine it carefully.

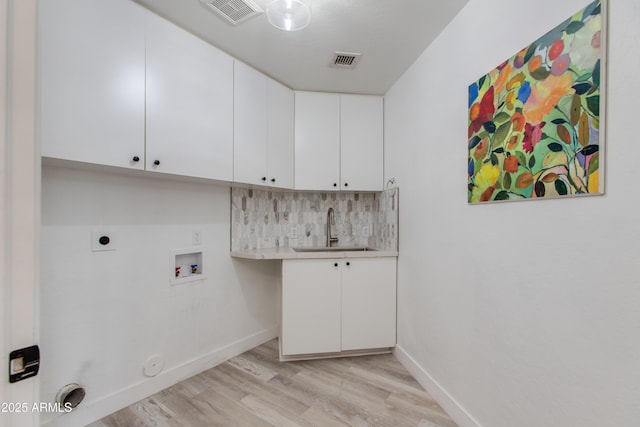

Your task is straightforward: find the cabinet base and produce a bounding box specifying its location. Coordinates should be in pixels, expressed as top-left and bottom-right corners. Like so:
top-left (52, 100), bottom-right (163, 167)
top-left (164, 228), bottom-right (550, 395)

top-left (278, 340), bottom-right (393, 362)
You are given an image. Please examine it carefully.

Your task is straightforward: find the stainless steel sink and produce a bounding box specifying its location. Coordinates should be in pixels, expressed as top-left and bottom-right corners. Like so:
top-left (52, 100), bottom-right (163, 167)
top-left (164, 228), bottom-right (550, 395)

top-left (293, 246), bottom-right (378, 252)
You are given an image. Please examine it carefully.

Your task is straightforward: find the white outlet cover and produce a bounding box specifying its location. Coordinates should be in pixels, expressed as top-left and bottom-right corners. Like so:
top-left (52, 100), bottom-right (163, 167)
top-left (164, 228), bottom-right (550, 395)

top-left (192, 230), bottom-right (202, 245)
top-left (92, 231), bottom-right (117, 251)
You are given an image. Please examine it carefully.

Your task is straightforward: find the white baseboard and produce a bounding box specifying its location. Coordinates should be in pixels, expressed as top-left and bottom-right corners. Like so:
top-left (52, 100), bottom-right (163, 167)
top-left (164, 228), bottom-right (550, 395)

top-left (42, 326), bottom-right (278, 427)
top-left (393, 345), bottom-right (483, 427)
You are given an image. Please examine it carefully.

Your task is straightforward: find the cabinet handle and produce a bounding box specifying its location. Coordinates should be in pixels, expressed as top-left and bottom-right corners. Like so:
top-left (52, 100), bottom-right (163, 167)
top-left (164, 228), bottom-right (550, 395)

top-left (271, 178), bottom-right (276, 183)
top-left (344, 182), bottom-right (349, 187)
top-left (333, 183), bottom-right (337, 187)
top-left (132, 156), bottom-right (140, 162)
top-left (261, 177), bottom-right (267, 181)
top-left (153, 160), bottom-right (160, 166)
top-left (334, 262), bottom-right (339, 267)
top-left (346, 261), bottom-right (350, 266)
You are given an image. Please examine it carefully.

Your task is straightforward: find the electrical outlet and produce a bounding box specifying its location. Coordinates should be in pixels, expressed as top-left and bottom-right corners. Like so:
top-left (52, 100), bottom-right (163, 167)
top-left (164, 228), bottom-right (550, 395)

top-left (92, 231), bottom-right (117, 251)
top-left (362, 225), bottom-right (371, 237)
top-left (288, 225), bottom-right (298, 239)
top-left (192, 230), bottom-right (202, 245)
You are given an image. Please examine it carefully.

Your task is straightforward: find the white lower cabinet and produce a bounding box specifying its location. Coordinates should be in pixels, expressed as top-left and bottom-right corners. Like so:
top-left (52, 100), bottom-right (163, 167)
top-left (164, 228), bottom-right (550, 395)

top-left (281, 259), bottom-right (342, 356)
top-left (341, 257), bottom-right (397, 351)
top-left (281, 257), bottom-right (397, 357)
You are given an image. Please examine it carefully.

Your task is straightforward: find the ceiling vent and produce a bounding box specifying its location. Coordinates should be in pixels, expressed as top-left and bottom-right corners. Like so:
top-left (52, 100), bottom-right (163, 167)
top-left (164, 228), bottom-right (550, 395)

top-left (331, 52), bottom-right (362, 68)
top-left (199, 0), bottom-right (263, 25)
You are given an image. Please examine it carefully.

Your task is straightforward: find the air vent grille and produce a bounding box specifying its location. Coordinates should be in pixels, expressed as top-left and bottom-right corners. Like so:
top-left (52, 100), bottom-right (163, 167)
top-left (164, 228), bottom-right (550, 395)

top-left (199, 0), bottom-right (263, 25)
top-left (331, 52), bottom-right (362, 68)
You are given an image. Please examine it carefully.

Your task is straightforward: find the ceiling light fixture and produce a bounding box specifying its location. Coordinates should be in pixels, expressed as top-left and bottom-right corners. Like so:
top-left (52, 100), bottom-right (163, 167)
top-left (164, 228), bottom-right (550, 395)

top-left (266, 0), bottom-right (311, 31)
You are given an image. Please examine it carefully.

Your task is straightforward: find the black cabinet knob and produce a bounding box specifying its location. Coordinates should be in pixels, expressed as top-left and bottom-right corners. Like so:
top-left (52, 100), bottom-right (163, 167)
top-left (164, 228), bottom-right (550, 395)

top-left (344, 182), bottom-right (349, 187)
top-left (271, 178), bottom-right (276, 183)
top-left (153, 160), bottom-right (160, 166)
top-left (346, 261), bottom-right (350, 266)
top-left (334, 262), bottom-right (339, 267)
top-left (132, 156), bottom-right (140, 162)
top-left (333, 183), bottom-right (337, 187)
top-left (261, 177), bottom-right (267, 181)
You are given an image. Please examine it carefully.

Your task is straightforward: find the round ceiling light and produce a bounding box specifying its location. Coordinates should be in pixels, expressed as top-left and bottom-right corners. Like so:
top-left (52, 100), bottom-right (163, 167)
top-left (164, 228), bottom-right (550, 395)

top-left (266, 0), bottom-right (311, 31)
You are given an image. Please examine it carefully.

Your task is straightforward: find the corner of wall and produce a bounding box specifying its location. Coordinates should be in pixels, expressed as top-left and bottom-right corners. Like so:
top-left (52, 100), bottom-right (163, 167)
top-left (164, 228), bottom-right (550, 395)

top-left (393, 345), bottom-right (482, 427)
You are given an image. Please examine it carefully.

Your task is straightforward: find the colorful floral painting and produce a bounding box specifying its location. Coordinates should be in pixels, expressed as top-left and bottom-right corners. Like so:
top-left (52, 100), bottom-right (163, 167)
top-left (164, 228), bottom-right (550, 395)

top-left (468, 0), bottom-right (605, 204)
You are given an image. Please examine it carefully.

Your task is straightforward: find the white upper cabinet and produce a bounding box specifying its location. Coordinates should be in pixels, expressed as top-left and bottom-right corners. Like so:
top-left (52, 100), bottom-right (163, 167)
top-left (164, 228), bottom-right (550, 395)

top-left (145, 13), bottom-right (233, 181)
top-left (294, 92), bottom-right (384, 191)
top-left (267, 79), bottom-right (295, 189)
top-left (233, 61), bottom-right (268, 186)
top-left (340, 95), bottom-right (384, 191)
top-left (294, 92), bottom-right (341, 191)
top-left (234, 61), bottom-right (294, 188)
top-left (39, 0), bottom-right (146, 170)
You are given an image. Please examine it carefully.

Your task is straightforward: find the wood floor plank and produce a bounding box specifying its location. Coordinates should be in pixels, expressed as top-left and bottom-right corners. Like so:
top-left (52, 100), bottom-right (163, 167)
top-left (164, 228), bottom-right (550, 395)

top-left (288, 370), bottom-right (401, 427)
top-left (190, 387), bottom-right (273, 427)
top-left (242, 345), bottom-right (301, 379)
top-left (239, 394), bottom-right (315, 427)
top-left (297, 358), bottom-right (392, 403)
top-left (205, 364), bottom-right (312, 421)
top-left (384, 392), bottom-right (458, 427)
top-left (216, 362), bottom-right (312, 414)
top-left (91, 339), bottom-right (458, 427)
top-left (155, 387), bottom-right (231, 427)
top-left (226, 354), bottom-right (279, 382)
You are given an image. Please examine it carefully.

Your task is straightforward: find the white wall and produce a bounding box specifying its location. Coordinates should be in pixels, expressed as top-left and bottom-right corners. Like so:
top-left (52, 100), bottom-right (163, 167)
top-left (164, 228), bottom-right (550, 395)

top-left (40, 164), bottom-right (279, 426)
top-left (385, 1), bottom-right (640, 426)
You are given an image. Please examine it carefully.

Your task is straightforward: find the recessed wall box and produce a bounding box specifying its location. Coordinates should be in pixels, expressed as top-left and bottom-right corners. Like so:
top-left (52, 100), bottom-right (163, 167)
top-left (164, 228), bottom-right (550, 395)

top-left (171, 249), bottom-right (205, 285)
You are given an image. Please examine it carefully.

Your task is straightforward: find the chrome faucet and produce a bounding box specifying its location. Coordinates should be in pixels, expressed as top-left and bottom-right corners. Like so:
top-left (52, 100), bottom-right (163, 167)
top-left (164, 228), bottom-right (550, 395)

top-left (326, 207), bottom-right (339, 247)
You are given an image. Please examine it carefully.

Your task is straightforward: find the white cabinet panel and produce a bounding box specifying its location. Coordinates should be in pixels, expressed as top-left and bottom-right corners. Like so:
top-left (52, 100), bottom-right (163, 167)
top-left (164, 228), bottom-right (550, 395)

top-left (233, 63), bottom-right (294, 188)
top-left (234, 61), bottom-right (268, 186)
top-left (341, 257), bottom-right (397, 351)
top-left (294, 92), bottom-right (383, 192)
top-left (294, 92), bottom-right (340, 191)
top-left (146, 13), bottom-right (233, 181)
top-left (340, 95), bottom-right (384, 191)
top-left (267, 79), bottom-right (294, 188)
top-left (281, 257), bottom-right (396, 357)
top-left (40, 0), bottom-right (146, 169)
top-left (282, 259), bottom-right (341, 355)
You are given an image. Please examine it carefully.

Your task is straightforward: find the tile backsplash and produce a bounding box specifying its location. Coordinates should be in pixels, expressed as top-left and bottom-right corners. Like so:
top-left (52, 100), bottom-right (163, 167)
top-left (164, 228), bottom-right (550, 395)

top-left (231, 187), bottom-right (398, 251)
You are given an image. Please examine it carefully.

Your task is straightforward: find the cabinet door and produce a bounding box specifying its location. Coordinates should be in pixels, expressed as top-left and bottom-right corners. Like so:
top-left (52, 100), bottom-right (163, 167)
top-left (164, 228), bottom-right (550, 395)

top-left (341, 257), bottom-right (397, 350)
top-left (39, 0), bottom-right (146, 169)
top-left (294, 92), bottom-right (340, 191)
top-left (282, 259), bottom-right (341, 355)
top-left (234, 61), bottom-right (268, 186)
top-left (267, 79), bottom-right (294, 189)
top-left (340, 95), bottom-right (384, 191)
top-left (146, 13), bottom-right (233, 181)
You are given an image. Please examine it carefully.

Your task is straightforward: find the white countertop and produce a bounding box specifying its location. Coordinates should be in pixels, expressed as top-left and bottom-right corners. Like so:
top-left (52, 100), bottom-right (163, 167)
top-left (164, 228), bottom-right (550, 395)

top-left (230, 247), bottom-right (399, 260)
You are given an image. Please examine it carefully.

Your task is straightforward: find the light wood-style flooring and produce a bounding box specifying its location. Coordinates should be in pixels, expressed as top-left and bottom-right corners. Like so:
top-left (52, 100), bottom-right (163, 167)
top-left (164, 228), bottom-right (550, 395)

top-left (90, 339), bottom-right (457, 427)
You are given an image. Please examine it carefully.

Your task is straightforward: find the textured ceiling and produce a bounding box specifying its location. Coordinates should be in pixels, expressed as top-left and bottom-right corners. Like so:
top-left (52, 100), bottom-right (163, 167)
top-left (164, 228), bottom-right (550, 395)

top-left (133, 0), bottom-right (469, 95)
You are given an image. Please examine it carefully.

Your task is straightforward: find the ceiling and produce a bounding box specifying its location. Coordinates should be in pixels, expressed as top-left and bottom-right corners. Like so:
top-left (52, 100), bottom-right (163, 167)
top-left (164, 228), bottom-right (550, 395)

top-left (133, 0), bottom-right (469, 95)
